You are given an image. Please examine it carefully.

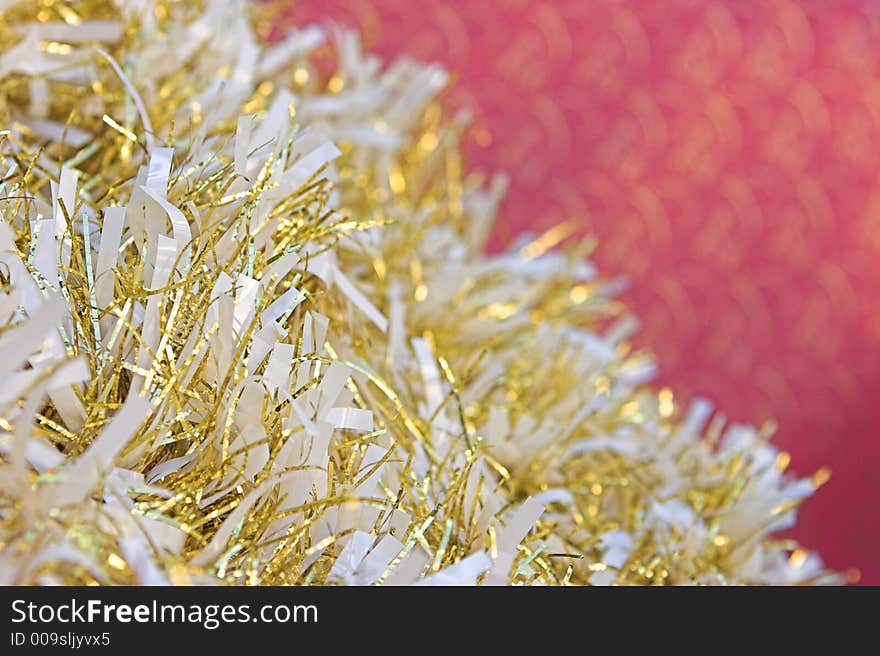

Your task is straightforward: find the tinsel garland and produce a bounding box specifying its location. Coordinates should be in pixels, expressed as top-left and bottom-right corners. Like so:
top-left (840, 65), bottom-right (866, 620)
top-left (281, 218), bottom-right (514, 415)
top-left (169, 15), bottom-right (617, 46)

top-left (0, 0), bottom-right (836, 585)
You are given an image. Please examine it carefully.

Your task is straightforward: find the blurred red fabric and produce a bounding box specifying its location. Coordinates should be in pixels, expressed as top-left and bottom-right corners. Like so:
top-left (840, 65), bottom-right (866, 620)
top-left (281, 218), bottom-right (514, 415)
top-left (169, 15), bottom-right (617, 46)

top-left (290, 0), bottom-right (880, 583)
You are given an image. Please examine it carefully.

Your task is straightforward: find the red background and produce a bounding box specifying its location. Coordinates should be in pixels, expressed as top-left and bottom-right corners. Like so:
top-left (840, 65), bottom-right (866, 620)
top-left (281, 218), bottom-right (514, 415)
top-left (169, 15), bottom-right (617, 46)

top-left (290, 0), bottom-right (880, 584)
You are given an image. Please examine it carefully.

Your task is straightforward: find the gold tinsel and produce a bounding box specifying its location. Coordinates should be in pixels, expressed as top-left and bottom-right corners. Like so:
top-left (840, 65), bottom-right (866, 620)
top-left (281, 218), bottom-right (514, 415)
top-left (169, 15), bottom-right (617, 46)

top-left (0, 0), bottom-right (835, 585)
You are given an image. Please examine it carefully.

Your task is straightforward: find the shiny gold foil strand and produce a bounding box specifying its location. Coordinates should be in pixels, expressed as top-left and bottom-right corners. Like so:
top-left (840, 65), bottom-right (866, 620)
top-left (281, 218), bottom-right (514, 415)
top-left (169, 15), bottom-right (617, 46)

top-left (0, 0), bottom-right (837, 585)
